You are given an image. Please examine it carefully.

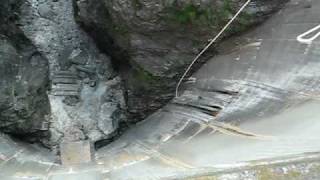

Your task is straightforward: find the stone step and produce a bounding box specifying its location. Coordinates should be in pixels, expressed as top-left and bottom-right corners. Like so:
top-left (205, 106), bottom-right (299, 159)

top-left (54, 71), bottom-right (77, 76)
top-left (52, 78), bottom-right (78, 85)
top-left (50, 91), bottom-right (79, 96)
top-left (51, 84), bottom-right (81, 92)
top-left (39, 121), bottom-right (50, 131)
top-left (53, 74), bottom-right (78, 79)
top-left (52, 71), bottom-right (78, 79)
top-left (51, 70), bottom-right (81, 96)
top-left (75, 65), bottom-right (96, 74)
top-left (60, 141), bottom-right (93, 165)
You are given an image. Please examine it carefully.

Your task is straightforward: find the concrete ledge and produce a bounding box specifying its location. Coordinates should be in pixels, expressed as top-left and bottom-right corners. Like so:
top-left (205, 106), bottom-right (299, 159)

top-left (60, 141), bottom-right (93, 165)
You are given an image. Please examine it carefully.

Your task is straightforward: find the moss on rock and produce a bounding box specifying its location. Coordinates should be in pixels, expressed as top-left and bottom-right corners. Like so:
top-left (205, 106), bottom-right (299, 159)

top-left (257, 167), bottom-right (301, 180)
top-left (165, 0), bottom-right (233, 26)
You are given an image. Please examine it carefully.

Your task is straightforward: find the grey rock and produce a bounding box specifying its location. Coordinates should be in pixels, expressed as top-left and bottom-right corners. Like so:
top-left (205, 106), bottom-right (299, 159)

top-left (17, 0), bottom-right (126, 148)
top-left (0, 38), bottom-right (50, 135)
top-left (38, 3), bottom-right (56, 21)
top-left (69, 49), bottom-right (89, 65)
top-left (74, 0), bottom-right (289, 122)
top-left (78, 71), bottom-right (88, 79)
top-left (76, 65), bottom-right (96, 74)
top-left (0, 1), bottom-right (50, 140)
top-left (89, 80), bottom-right (97, 87)
top-left (52, 78), bottom-right (78, 84)
top-left (62, 96), bottom-right (80, 106)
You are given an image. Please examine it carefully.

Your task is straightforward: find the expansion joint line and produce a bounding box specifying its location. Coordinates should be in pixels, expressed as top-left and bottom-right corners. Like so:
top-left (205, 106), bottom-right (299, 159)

top-left (297, 24), bottom-right (320, 44)
top-left (206, 123), bottom-right (275, 141)
top-left (175, 0), bottom-right (252, 97)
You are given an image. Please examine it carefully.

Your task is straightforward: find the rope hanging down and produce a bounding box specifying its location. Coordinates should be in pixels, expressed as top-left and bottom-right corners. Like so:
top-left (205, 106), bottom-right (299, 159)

top-left (175, 0), bottom-right (252, 97)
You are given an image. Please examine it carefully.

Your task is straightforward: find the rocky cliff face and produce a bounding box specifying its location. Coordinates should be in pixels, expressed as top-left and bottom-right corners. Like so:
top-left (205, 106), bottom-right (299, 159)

top-left (0, 0), bottom-right (127, 150)
top-left (0, 0), bottom-right (288, 150)
top-left (16, 0), bottom-right (127, 150)
top-left (74, 0), bottom-right (288, 121)
top-left (0, 0), bottom-right (50, 144)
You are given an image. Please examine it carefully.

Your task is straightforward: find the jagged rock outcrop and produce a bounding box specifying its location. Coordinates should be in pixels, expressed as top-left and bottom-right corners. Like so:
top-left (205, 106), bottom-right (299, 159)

top-left (74, 0), bottom-right (288, 121)
top-left (15, 0), bottom-right (127, 150)
top-left (0, 0), bottom-right (50, 143)
top-left (0, 0), bottom-right (288, 149)
top-left (0, 0), bottom-right (127, 150)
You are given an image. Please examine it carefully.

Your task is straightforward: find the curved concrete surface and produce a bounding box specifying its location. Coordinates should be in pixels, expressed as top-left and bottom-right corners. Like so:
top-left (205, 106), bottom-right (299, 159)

top-left (2, 0), bottom-right (320, 179)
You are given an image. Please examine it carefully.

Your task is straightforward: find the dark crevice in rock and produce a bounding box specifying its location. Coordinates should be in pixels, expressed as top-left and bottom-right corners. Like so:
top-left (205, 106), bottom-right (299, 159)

top-left (73, 0), bottom-right (289, 126)
top-left (0, 0), bottom-right (289, 152)
top-left (94, 121), bottom-right (130, 149)
top-left (172, 102), bottom-right (222, 117)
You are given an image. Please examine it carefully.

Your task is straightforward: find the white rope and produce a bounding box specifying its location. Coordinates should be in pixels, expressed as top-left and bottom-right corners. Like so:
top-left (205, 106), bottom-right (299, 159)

top-left (175, 0), bottom-right (252, 97)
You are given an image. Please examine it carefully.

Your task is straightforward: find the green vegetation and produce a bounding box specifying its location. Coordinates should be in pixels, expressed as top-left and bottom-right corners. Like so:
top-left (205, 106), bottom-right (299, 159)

top-left (165, 0), bottom-right (254, 32)
top-left (132, 66), bottom-right (164, 90)
top-left (166, 0), bottom-right (233, 26)
top-left (227, 12), bottom-right (253, 34)
top-left (111, 23), bottom-right (131, 46)
top-left (134, 68), bottom-right (157, 84)
top-left (112, 24), bottom-right (129, 35)
top-left (133, 0), bottom-right (143, 10)
top-left (257, 167), bottom-right (301, 180)
top-left (170, 4), bottom-right (205, 24)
